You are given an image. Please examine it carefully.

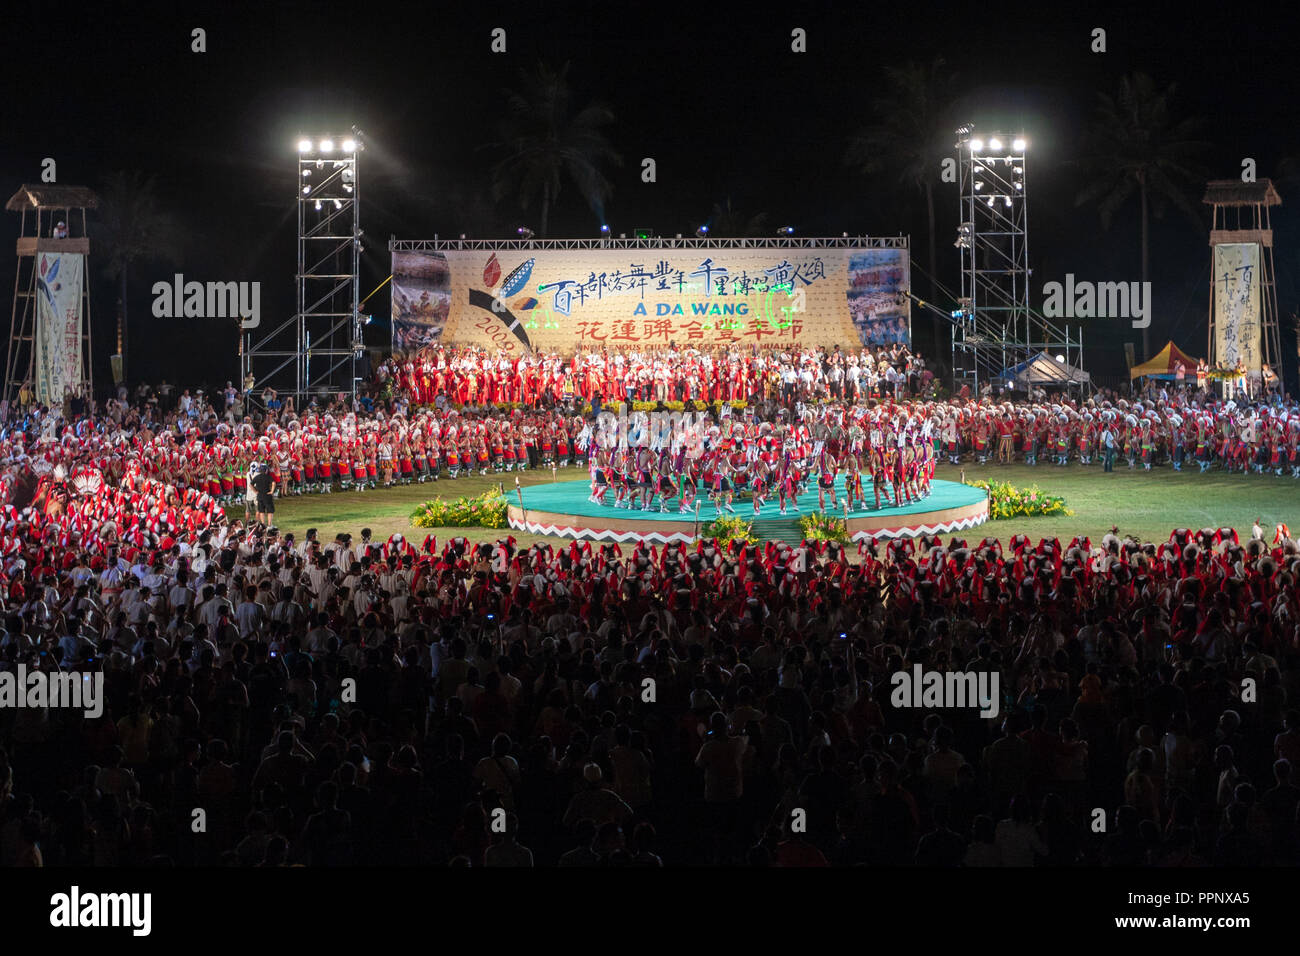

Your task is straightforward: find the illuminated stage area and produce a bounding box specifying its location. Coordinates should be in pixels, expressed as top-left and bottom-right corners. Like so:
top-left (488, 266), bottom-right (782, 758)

top-left (508, 477), bottom-right (989, 544)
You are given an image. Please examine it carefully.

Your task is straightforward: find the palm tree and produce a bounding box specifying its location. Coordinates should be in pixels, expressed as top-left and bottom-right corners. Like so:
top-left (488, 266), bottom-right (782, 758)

top-left (845, 57), bottom-right (956, 306)
top-left (491, 61), bottom-right (622, 238)
top-left (1074, 72), bottom-right (1211, 357)
top-left (706, 198), bottom-right (768, 238)
top-left (93, 171), bottom-right (184, 384)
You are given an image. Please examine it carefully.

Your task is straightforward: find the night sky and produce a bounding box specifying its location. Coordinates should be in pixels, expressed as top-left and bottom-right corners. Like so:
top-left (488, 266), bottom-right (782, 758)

top-left (2, 1), bottom-right (1296, 391)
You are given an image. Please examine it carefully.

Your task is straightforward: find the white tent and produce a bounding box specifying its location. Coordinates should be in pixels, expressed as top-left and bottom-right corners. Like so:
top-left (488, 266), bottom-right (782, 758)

top-left (1000, 351), bottom-right (1090, 386)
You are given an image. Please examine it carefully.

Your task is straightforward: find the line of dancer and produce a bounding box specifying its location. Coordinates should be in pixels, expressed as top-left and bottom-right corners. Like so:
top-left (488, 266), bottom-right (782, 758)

top-left (586, 419), bottom-right (935, 516)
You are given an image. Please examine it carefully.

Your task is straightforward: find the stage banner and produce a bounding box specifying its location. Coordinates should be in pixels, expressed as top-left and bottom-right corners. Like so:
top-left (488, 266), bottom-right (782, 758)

top-left (1212, 242), bottom-right (1262, 372)
top-left (34, 252), bottom-right (84, 405)
top-left (391, 244), bottom-right (909, 355)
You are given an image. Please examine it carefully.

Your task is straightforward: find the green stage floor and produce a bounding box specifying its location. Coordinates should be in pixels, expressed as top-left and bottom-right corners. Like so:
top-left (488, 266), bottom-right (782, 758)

top-left (515, 476), bottom-right (985, 521)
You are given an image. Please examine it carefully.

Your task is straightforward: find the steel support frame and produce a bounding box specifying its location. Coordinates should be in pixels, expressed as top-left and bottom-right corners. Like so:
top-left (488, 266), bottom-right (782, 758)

top-left (244, 140), bottom-right (361, 408)
top-left (951, 133), bottom-right (1082, 395)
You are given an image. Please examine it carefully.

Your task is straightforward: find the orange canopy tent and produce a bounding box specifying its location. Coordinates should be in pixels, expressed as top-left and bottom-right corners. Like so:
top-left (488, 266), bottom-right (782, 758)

top-left (1129, 341), bottom-right (1201, 379)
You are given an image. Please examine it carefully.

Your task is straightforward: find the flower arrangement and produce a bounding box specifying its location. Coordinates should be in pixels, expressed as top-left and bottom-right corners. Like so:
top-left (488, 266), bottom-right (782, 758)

top-left (411, 489), bottom-right (508, 529)
top-left (701, 515), bottom-right (757, 545)
top-left (966, 480), bottom-right (1073, 520)
top-left (1205, 366), bottom-right (1243, 382)
top-left (799, 511), bottom-right (849, 544)
top-left (616, 399), bottom-right (749, 414)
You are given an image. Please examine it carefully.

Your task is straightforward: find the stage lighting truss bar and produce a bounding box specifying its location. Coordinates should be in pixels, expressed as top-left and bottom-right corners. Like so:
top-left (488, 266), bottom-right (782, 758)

top-left (390, 236), bottom-right (908, 252)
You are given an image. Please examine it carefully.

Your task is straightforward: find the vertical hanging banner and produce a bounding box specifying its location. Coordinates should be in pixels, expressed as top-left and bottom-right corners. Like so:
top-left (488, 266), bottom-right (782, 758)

top-left (391, 242), bottom-right (911, 355)
top-left (34, 252), bottom-right (85, 405)
top-left (1212, 242), bottom-right (1261, 372)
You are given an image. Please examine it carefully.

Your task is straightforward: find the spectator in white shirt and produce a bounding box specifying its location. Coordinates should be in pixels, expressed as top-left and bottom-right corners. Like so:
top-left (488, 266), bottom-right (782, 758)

top-left (234, 585), bottom-right (266, 640)
top-left (168, 572), bottom-right (194, 616)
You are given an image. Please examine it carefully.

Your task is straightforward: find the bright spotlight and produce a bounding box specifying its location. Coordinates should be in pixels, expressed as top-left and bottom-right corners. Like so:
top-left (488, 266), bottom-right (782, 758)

top-left (302, 185), bottom-right (311, 195)
top-left (1055, 354), bottom-right (1066, 363)
top-left (970, 139), bottom-right (984, 151)
top-left (599, 224), bottom-right (610, 234)
top-left (1013, 138), bottom-right (1026, 151)
top-left (319, 139), bottom-right (334, 153)
top-left (695, 225), bottom-right (709, 238)
top-left (341, 138), bottom-right (357, 153)
top-left (297, 139), bottom-right (313, 153)
top-left (988, 138), bottom-right (1003, 150)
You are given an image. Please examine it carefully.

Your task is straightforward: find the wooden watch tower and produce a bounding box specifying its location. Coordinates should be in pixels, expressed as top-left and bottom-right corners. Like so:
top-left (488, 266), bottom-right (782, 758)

top-left (4, 184), bottom-right (99, 407)
top-left (1203, 180), bottom-right (1282, 395)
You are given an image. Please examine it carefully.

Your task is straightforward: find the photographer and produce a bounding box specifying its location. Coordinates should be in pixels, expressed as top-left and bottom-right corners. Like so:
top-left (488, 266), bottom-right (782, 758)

top-left (251, 461), bottom-right (278, 528)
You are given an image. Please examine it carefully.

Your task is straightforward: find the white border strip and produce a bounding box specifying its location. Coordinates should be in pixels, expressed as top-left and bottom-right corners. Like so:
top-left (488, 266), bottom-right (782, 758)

top-left (509, 518), bottom-right (696, 543)
top-left (510, 508), bottom-right (988, 544)
top-left (849, 513), bottom-right (989, 542)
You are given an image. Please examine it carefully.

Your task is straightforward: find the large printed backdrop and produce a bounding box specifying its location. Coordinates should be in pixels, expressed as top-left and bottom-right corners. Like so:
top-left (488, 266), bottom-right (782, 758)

top-left (391, 245), bottom-right (909, 355)
top-left (1212, 243), bottom-right (1262, 372)
top-left (35, 252), bottom-right (84, 405)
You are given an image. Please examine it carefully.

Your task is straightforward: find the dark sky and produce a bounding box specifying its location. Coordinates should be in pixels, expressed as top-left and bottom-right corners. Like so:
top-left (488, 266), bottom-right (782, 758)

top-left (2, 0), bottom-right (1297, 390)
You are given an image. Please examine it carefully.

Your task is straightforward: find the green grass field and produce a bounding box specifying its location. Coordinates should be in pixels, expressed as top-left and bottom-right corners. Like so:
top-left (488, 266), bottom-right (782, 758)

top-left (242, 461), bottom-right (1300, 550)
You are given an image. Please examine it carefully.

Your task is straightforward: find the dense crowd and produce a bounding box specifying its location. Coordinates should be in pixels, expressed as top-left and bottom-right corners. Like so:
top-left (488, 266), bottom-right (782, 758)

top-left (382, 344), bottom-right (934, 407)
top-left (0, 372), bottom-right (1297, 867)
top-left (2, 511), bottom-right (1298, 867)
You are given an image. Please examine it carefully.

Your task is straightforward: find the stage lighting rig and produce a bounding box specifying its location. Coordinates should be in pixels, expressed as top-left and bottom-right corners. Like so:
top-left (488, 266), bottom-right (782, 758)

top-left (244, 131), bottom-right (363, 405)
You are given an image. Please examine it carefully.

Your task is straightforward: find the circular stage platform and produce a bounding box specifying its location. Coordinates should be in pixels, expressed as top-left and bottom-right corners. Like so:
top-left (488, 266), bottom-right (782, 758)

top-left (507, 477), bottom-right (988, 544)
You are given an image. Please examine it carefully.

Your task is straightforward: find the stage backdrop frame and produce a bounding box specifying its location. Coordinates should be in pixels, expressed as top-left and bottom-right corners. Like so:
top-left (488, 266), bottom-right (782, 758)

top-left (389, 236), bottom-right (910, 356)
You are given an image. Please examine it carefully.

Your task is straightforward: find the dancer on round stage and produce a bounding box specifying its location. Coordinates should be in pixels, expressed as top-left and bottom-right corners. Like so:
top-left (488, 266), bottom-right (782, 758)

top-left (710, 452), bottom-right (736, 514)
top-left (750, 455), bottom-right (771, 516)
top-left (816, 444), bottom-right (839, 512)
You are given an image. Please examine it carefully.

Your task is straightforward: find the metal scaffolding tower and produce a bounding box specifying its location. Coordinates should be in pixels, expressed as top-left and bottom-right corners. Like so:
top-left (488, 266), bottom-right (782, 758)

top-left (951, 127), bottom-right (1082, 394)
top-left (243, 131), bottom-right (363, 407)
